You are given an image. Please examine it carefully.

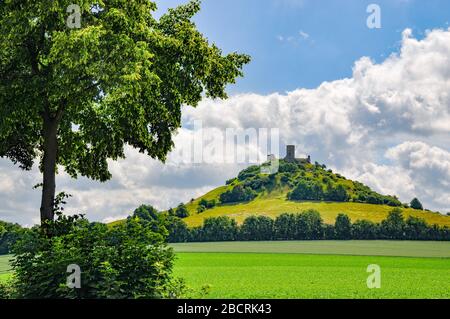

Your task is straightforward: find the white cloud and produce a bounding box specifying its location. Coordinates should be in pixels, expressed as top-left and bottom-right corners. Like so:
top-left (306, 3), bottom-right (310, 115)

top-left (1, 28), bottom-right (450, 225)
top-left (299, 30), bottom-right (310, 39)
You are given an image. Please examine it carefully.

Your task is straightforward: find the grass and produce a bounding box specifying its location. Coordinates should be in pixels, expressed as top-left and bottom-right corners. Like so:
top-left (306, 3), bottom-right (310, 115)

top-left (2, 241), bottom-right (449, 298)
top-left (182, 197), bottom-right (450, 227)
top-left (171, 240), bottom-right (450, 258)
top-left (173, 252), bottom-right (450, 299)
top-left (0, 254), bottom-right (13, 283)
top-left (171, 241), bottom-right (450, 299)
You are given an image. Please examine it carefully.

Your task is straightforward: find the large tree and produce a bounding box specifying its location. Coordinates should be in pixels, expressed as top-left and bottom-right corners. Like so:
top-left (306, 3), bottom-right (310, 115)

top-left (0, 0), bottom-right (250, 224)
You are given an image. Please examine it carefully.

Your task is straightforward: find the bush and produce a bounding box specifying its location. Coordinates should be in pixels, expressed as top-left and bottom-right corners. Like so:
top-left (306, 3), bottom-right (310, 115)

top-left (175, 203), bottom-right (190, 218)
top-left (197, 205), bottom-right (206, 214)
top-left (10, 214), bottom-right (179, 299)
top-left (167, 217), bottom-right (190, 243)
top-left (198, 199), bottom-right (216, 210)
top-left (323, 224), bottom-right (336, 240)
top-left (273, 214), bottom-right (297, 240)
top-left (288, 180), bottom-right (323, 201)
top-left (220, 185), bottom-right (257, 204)
top-left (201, 217), bottom-right (239, 242)
top-left (352, 220), bottom-right (378, 239)
top-left (380, 208), bottom-right (405, 239)
top-left (240, 216), bottom-right (273, 241)
top-left (410, 198), bottom-right (424, 210)
top-left (324, 184), bottom-right (349, 202)
top-left (335, 214), bottom-right (352, 240)
top-left (0, 221), bottom-right (27, 255)
top-left (295, 210), bottom-right (324, 240)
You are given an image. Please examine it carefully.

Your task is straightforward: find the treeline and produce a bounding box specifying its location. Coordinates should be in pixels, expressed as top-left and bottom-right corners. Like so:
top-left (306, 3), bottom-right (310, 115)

top-left (0, 221), bottom-right (27, 255)
top-left (167, 208), bottom-right (450, 242)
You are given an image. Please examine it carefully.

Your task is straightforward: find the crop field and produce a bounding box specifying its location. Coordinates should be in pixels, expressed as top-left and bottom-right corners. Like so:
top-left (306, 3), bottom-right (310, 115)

top-left (171, 240), bottom-right (450, 258)
top-left (1, 241), bottom-right (449, 298)
top-left (171, 241), bottom-right (450, 299)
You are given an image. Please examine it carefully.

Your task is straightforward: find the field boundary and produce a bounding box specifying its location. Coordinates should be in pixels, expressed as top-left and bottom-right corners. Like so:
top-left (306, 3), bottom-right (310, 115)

top-left (170, 240), bottom-right (450, 258)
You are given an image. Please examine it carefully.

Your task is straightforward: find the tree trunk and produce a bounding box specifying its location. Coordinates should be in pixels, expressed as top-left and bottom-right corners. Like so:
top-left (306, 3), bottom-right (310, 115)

top-left (40, 115), bottom-right (59, 224)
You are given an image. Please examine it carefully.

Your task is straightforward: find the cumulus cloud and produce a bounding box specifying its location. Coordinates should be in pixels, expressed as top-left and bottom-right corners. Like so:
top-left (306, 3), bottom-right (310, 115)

top-left (1, 28), bottom-right (450, 225)
top-left (386, 142), bottom-right (450, 211)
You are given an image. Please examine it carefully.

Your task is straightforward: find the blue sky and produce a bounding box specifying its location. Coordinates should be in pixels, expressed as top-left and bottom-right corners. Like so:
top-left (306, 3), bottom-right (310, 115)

top-left (156, 0), bottom-right (450, 94)
top-left (2, 0), bottom-right (450, 225)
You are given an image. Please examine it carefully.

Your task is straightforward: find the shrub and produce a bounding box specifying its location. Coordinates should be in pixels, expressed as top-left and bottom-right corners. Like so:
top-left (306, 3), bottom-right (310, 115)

top-left (0, 221), bottom-right (27, 255)
top-left (10, 214), bottom-right (179, 299)
top-left (198, 199), bottom-right (216, 210)
top-left (334, 214), bottom-right (352, 240)
top-left (273, 214), bottom-right (297, 240)
top-left (324, 184), bottom-right (349, 202)
top-left (322, 224), bottom-right (336, 240)
top-left (175, 203), bottom-right (190, 218)
top-left (220, 185), bottom-right (257, 204)
top-left (410, 198), bottom-right (424, 210)
top-left (380, 208), bottom-right (405, 239)
top-left (197, 205), bottom-right (206, 213)
top-left (240, 216), bottom-right (273, 241)
top-left (352, 220), bottom-right (378, 239)
top-left (167, 217), bottom-right (190, 243)
top-left (288, 180), bottom-right (323, 201)
top-left (201, 217), bottom-right (239, 242)
top-left (295, 210), bottom-right (324, 240)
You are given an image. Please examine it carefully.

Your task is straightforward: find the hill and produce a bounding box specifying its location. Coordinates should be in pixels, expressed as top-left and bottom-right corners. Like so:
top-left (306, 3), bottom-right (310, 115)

top-left (179, 159), bottom-right (450, 227)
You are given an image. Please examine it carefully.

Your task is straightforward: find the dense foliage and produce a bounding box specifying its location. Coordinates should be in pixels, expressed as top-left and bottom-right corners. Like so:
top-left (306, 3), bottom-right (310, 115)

top-left (219, 185), bottom-right (257, 204)
top-left (197, 198), bottom-right (217, 213)
top-left (4, 211), bottom-right (183, 299)
top-left (0, 0), bottom-right (250, 223)
top-left (0, 221), bottom-right (27, 255)
top-left (410, 198), bottom-right (424, 210)
top-left (168, 209), bottom-right (450, 242)
top-left (218, 160), bottom-right (412, 208)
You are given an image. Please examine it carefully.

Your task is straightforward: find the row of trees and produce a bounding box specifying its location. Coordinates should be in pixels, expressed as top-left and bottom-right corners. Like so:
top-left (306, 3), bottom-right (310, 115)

top-left (167, 208), bottom-right (450, 243)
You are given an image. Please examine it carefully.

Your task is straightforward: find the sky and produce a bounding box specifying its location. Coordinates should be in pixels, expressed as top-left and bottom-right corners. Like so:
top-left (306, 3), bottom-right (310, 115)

top-left (1, 0), bottom-right (450, 225)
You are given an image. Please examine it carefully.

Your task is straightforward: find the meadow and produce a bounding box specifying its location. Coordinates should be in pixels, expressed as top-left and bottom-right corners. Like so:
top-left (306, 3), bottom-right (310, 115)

top-left (171, 241), bottom-right (450, 299)
top-left (182, 196), bottom-right (450, 228)
top-left (1, 241), bottom-right (449, 299)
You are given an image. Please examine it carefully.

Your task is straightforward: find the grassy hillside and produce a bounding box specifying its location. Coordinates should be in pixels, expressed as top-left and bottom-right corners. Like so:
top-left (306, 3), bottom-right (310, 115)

top-left (109, 159), bottom-right (450, 228)
top-left (178, 159), bottom-right (450, 227)
top-left (183, 197), bottom-right (450, 227)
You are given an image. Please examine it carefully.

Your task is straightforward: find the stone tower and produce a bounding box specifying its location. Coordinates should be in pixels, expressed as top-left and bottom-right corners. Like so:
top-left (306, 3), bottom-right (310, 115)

top-left (285, 145), bottom-right (295, 161)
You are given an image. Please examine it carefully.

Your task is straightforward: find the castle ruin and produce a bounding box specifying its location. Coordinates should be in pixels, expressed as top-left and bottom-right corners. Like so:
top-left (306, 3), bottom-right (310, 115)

top-left (284, 145), bottom-right (311, 164)
top-left (267, 145), bottom-right (311, 164)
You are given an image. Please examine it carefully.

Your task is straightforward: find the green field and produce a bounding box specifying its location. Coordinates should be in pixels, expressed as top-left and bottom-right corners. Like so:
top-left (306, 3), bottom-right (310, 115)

top-left (0, 255), bottom-right (12, 283)
top-left (171, 240), bottom-right (450, 258)
top-left (1, 241), bottom-right (449, 298)
top-left (171, 241), bottom-right (450, 299)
